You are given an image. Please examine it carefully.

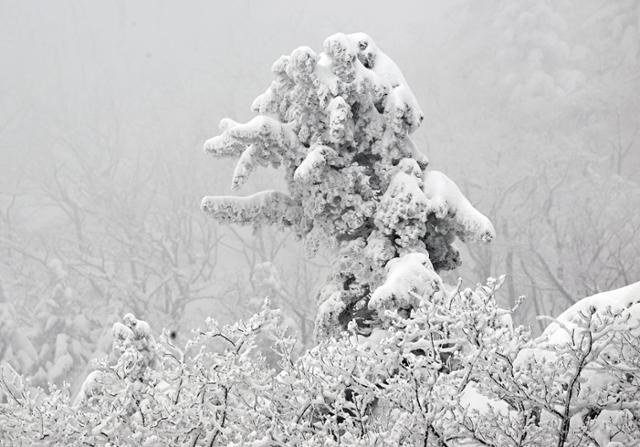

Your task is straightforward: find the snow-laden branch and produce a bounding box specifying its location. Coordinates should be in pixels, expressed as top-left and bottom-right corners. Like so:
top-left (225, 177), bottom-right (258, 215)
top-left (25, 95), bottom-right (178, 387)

top-left (201, 190), bottom-right (299, 227)
top-left (423, 170), bottom-right (496, 243)
top-left (369, 252), bottom-right (441, 312)
top-left (204, 116), bottom-right (299, 161)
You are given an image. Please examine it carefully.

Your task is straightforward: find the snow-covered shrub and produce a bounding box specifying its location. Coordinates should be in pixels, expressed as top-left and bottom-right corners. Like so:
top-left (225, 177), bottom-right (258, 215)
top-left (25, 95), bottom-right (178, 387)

top-left (2, 280), bottom-right (639, 445)
top-left (0, 257), bottom-right (109, 390)
top-left (201, 32), bottom-right (495, 339)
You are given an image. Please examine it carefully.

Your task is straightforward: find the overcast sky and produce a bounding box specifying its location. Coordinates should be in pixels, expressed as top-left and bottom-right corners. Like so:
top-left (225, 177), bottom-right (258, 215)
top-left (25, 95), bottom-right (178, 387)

top-left (0, 1), bottom-right (458, 177)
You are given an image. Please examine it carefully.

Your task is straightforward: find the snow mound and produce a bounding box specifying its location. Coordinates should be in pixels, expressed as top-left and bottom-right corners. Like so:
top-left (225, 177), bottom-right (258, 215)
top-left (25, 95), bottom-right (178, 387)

top-left (520, 282), bottom-right (640, 363)
top-left (348, 32), bottom-right (407, 87)
top-left (515, 282), bottom-right (640, 445)
top-left (543, 281), bottom-right (640, 341)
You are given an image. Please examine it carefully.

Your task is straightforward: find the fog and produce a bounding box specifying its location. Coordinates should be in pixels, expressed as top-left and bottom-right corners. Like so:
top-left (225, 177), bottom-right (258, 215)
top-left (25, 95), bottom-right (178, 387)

top-left (1, 0), bottom-right (639, 388)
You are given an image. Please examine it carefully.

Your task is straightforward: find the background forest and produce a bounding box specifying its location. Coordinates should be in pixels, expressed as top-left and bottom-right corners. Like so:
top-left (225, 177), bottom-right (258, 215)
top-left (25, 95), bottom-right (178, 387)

top-left (1, 0), bottom-right (639, 395)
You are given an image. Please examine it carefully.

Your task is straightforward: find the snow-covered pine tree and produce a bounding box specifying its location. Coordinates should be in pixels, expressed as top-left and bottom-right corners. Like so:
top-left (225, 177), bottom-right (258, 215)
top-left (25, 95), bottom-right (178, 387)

top-left (202, 33), bottom-right (496, 338)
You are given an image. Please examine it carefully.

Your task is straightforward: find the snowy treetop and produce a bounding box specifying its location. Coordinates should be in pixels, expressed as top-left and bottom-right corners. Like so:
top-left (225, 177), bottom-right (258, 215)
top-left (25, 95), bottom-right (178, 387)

top-left (201, 33), bottom-right (496, 337)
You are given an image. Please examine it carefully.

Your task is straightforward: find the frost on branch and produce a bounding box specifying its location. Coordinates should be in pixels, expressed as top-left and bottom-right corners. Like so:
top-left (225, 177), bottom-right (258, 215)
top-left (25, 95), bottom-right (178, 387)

top-left (3, 283), bottom-right (640, 445)
top-left (202, 32), bottom-right (495, 337)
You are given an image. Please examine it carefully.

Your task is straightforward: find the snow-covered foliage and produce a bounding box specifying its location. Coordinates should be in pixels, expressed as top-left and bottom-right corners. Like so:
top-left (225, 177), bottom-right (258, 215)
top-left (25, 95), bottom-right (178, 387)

top-left (2, 281), bottom-right (639, 446)
top-left (0, 258), bottom-right (108, 389)
top-left (202, 33), bottom-right (495, 337)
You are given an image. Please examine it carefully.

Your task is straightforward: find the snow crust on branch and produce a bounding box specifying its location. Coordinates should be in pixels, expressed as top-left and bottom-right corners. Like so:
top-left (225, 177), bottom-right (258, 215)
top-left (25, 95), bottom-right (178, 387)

top-left (423, 170), bottom-right (496, 243)
top-left (201, 191), bottom-right (299, 228)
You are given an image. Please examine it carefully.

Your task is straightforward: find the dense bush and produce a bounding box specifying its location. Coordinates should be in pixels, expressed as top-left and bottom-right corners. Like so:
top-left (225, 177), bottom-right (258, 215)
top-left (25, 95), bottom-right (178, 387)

top-left (2, 278), bottom-right (639, 445)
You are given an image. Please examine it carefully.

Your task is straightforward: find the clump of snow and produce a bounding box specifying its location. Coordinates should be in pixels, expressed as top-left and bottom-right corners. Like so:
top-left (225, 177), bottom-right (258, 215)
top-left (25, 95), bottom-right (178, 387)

top-left (369, 252), bottom-right (441, 312)
top-left (349, 32), bottom-right (423, 133)
top-left (121, 313), bottom-right (154, 340)
top-left (459, 382), bottom-right (510, 416)
top-left (112, 321), bottom-right (134, 341)
top-left (349, 33), bottom-right (406, 87)
top-left (423, 170), bottom-right (496, 242)
top-left (293, 145), bottom-right (336, 182)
